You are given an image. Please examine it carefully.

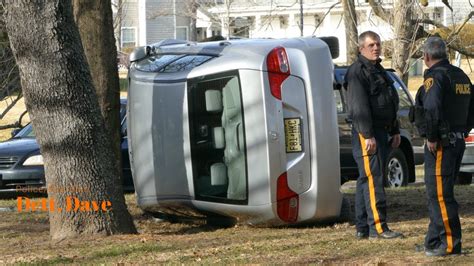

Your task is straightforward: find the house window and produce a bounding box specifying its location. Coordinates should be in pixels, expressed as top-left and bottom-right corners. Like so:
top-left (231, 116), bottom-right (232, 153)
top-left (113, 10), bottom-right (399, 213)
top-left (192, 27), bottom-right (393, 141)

top-left (176, 27), bottom-right (188, 40)
top-left (314, 14), bottom-right (323, 27)
top-left (432, 8), bottom-right (442, 21)
top-left (121, 27), bottom-right (136, 48)
top-left (279, 15), bottom-right (288, 29)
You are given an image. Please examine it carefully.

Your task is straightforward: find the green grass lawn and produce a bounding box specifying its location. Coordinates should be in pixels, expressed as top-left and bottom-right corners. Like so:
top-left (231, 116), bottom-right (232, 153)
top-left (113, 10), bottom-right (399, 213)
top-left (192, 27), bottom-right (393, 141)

top-left (1, 185), bottom-right (474, 264)
top-left (119, 77), bottom-right (128, 92)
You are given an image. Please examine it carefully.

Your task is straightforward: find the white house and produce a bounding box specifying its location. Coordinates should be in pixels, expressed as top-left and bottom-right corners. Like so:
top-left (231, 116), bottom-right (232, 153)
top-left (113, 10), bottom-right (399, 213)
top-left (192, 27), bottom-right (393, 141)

top-left (199, 0), bottom-right (472, 63)
top-left (115, 0), bottom-right (472, 63)
top-left (116, 0), bottom-right (193, 48)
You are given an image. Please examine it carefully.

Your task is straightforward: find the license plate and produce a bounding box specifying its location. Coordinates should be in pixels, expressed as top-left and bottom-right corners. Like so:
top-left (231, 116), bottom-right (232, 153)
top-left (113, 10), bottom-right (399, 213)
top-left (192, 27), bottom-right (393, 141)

top-left (284, 118), bottom-right (303, 153)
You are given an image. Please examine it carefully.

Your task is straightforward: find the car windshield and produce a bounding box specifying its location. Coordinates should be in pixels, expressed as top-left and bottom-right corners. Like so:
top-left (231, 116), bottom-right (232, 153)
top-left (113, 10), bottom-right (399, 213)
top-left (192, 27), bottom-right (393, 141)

top-left (13, 102), bottom-right (127, 139)
top-left (14, 124), bottom-right (35, 138)
top-left (188, 71), bottom-right (248, 204)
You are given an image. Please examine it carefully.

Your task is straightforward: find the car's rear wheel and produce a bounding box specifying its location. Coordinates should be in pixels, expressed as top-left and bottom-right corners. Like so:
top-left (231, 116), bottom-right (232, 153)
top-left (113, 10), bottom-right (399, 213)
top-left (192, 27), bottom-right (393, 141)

top-left (456, 172), bottom-right (472, 185)
top-left (385, 148), bottom-right (409, 188)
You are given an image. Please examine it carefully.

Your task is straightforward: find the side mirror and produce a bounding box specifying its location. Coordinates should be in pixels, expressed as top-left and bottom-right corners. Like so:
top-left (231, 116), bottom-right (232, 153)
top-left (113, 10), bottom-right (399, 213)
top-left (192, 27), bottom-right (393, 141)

top-left (11, 128), bottom-right (21, 138)
top-left (129, 46), bottom-right (151, 63)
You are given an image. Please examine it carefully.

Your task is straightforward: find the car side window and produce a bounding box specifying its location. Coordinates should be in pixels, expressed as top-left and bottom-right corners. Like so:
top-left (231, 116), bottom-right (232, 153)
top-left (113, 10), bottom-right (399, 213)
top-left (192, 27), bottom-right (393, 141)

top-left (392, 79), bottom-right (412, 110)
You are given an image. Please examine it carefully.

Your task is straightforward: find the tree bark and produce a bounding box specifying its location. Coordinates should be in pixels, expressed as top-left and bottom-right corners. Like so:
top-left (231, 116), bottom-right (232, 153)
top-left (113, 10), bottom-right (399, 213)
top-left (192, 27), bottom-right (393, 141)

top-left (342, 0), bottom-right (358, 64)
top-left (187, 0), bottom-right (198, 41)
top-left (113, 0), bottom-right (123, 50)
top-left (391, 0), bottom-right (413, 85)
top-left (368, 0), bottom-right (391, 24)
top-left (72, 0), bottom-right (123, 191)
top-left (369, 0), bottom-right (413, 85)
top-left (4, 0), bottom-right (136, 240)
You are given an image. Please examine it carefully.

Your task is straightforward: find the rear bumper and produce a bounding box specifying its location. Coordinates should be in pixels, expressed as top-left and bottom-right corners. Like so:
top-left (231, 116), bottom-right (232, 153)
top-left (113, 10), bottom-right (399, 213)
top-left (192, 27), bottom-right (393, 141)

top-left (460, 144), bottom-right (474, 173)
top-left (461, 144), bottom-right (474, 163)
top-left (460, 164), bottom-right (474, 173)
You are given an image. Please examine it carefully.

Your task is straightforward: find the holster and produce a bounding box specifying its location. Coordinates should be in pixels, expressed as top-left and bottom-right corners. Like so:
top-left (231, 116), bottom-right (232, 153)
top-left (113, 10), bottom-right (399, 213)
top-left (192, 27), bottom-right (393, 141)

top-left (438, 121), bottom-right (450, 147)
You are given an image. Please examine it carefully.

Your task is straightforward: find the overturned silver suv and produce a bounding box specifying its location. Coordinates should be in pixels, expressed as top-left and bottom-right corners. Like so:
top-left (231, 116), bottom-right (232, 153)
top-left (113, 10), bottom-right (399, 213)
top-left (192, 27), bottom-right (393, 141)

top-left (127, 37), bottom-right (346, 225)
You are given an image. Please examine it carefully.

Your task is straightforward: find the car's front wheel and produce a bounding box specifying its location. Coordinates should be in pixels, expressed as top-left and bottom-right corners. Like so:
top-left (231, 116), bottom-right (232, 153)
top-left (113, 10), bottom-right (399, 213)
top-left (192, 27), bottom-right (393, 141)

top-left (456, 172), bottom-right (472, 185)
top-left (385, 148), bottom-right (409, 188)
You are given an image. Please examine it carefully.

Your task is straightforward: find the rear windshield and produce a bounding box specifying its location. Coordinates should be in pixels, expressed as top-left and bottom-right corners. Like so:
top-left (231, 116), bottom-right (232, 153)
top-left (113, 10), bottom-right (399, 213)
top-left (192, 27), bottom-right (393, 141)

top-left (187, 70), bottom-right (248, 204)
top-left (135, 54), bottom-right (213, 73)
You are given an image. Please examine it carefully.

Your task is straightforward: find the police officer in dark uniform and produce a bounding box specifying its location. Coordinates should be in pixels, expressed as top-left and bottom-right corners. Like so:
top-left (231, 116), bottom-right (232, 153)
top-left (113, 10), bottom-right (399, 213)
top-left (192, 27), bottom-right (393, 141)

top-left (345, 31), bottom-right (403, 239)
top-left (414, 36), bottom-right (473, 256)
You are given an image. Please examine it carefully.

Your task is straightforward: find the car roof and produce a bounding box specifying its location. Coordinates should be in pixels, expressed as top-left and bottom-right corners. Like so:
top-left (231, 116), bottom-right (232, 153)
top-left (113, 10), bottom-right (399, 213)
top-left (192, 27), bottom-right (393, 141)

top-left (130, 37), bottom-right (332, 82)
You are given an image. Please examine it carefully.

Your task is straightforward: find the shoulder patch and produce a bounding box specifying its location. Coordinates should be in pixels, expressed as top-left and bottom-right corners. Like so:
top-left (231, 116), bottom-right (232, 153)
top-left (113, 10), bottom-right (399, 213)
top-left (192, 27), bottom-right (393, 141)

top-left (424, 78), bottom-right (434, 92)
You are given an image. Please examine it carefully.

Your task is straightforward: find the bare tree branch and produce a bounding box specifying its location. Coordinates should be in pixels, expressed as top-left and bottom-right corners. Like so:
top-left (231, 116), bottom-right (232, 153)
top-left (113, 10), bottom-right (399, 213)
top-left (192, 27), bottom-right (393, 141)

top-left (0, 122), bottom-right (20, 130)
top-left (367, 0), bottom-right (391, 24)
top-left (417, 18), bottom-right (445, 29)
top-left (450, 11), bottom-right (473, 37)
top-left (0, 93), bottom-right (22, 119)
top-left (417, 11), bottom-right (474, 57)
top-left (312, 1), bottom-right (341, 35)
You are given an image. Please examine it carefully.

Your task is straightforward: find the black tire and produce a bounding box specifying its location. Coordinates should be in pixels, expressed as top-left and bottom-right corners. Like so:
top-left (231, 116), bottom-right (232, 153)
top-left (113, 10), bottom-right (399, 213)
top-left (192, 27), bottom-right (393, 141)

top-left (456, 172), bottom-right (472, 185)
top-left (319, 36), bottom-right (339, 59)
top-left (385, 148), bottom-right (409, 188)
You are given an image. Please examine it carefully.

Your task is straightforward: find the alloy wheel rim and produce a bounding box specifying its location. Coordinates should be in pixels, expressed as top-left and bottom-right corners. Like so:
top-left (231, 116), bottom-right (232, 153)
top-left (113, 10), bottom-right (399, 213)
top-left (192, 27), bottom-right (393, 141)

top-left (387, 158), bottom-right (403, 187)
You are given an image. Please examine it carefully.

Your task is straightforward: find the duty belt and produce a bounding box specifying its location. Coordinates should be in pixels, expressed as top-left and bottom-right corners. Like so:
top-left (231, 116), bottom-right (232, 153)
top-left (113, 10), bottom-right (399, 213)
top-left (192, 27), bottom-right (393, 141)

top-left (448, 132), bottom-right (464, 146)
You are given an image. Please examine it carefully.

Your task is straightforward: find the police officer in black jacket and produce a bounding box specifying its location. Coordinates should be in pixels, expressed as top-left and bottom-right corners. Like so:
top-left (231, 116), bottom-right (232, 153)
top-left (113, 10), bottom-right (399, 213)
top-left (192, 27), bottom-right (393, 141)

top-left (345, 31), bottom-right (403, 240)
top-left (414, 36), bottom-right (474, 256)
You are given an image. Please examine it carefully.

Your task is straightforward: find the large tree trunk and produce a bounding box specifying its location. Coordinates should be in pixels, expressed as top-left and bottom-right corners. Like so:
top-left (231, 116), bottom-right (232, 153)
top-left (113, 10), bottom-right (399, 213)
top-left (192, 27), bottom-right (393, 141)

top-left (391, 0), bottom-right (413, 85)
top-left (4, 0), bottom-right (136, 240)
top-left (342, 0), bottom-right (358, 64)
top-left (72, 0), bottom-right (123, 187)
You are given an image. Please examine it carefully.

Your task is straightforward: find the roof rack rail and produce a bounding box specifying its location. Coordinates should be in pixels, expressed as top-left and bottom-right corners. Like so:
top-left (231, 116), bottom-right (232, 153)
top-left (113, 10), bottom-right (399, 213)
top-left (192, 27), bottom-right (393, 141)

top-left (129, 39), bottom-right (193, 63)
top-left (150, 39), bottom-right (191, 49)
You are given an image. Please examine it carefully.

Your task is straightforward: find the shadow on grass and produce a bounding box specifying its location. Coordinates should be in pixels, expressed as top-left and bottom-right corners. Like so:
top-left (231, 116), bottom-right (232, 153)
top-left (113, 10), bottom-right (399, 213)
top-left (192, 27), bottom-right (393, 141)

top-left (343, 184), bottom-right (474, 223)
top-left (0, 211), bottom-right (49, 236)
top-left (32, 242), bottom-right (175, 264)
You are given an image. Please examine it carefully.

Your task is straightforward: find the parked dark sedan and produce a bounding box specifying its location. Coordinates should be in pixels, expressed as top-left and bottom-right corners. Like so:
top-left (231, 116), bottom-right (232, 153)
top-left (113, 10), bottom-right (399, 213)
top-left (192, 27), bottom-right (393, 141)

top-left (0, 99), bottom-right (133, 193)
top-left (334, 67), bottom-right (425, 187)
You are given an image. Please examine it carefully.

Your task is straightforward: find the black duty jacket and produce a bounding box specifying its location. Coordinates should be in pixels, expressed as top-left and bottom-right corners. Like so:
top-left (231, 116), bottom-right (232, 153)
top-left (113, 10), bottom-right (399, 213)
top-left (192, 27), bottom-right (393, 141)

top-left (344, 55), bottom-right (400, 139)
top-left (422, 59), bottom-right (474, 142)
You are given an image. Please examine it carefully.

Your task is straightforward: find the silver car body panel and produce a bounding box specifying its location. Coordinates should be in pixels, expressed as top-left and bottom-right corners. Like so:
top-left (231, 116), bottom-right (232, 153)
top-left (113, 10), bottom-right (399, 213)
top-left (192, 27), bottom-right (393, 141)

top-left (128, 37), bottom-right (342, 225)
top-left (460, 143), bottom-right (474, 173)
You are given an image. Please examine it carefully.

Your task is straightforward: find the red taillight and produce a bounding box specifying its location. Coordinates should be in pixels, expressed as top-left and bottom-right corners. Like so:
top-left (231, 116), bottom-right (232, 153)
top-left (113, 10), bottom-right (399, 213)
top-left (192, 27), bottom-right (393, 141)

top-left (465, 134), bottom-right (474, 143)
top-left (276, 172), bottom-right (299, 223)
top-left (266, 47), bottom-right (290, 100)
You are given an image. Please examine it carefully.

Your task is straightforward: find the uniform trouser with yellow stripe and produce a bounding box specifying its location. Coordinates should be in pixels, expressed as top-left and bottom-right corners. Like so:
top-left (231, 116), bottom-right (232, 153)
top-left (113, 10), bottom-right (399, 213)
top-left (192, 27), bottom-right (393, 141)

top-left (352, 128), bottom-right (390, 235)
top-left (424, 138), bottom-right (463, 254)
